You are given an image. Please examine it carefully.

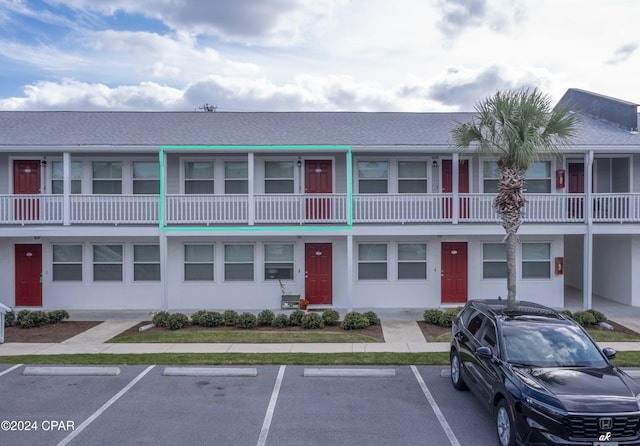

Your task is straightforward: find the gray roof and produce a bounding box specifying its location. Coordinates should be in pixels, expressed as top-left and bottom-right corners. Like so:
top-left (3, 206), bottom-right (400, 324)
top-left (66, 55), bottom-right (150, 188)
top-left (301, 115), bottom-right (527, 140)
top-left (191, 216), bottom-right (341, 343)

top-left (0, 110), bottom-right (638, 148)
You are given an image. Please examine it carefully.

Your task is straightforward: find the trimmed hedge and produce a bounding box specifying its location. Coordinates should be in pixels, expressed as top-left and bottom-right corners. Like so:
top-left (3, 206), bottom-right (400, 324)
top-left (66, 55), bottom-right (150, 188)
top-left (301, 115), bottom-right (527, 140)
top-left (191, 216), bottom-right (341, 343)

top-left (341, 312), bottom-right (370, 330)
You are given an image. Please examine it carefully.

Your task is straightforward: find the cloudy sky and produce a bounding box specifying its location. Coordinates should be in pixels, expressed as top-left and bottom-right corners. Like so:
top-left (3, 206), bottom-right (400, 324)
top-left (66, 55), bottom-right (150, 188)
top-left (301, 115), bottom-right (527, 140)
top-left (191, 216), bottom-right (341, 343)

top-left (0, 0), bottom-right (638, 112)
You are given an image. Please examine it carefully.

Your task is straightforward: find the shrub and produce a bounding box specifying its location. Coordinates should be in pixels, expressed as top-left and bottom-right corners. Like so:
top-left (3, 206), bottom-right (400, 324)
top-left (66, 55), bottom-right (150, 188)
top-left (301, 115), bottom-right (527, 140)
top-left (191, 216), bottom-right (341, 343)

top-left (363, 311), bottom-right (380, 326)
top-left (16, 309), bottom-right (30, 325)
top-left (222, 310), bottom-right (239, 327)
top-left (341, 311), bottom-right (370, 330)
top-left (19, 311), bottom-right (50, 328)
top-left (152, 311), bottom-right (171, 328)
top-left (423, 309), bottom-right (443, 325)
top-left (587, 308), bottom-right (607, 323)
top-left (289, 310), bottom-right (305, 326)
top-left (322, 310), bottom-right (340, 326)
top-left (572, 310), bottom-right (597, 327)
top-left (190, 310), bottom-right (209, 325)
top-left (237, 312), bottom-right (257, 329)
top-left (47, 310), bottom-right (70, 324)
top-left (561, 309), bottom-right (574, 319)
top-left (437, 308), bottom-right (460, 328)
top-left (167, 312), bottom-right (189, 330)
top-left (257, 310), bottom-right (275, 326)
top-left (301, 312), bottom-right (324, 329)
top-left (272, 313), bottom-right (290, 328)
top-left (199, 311), bottom-right (223, 327)
top-left (4, 311), bottom-right (15, 328)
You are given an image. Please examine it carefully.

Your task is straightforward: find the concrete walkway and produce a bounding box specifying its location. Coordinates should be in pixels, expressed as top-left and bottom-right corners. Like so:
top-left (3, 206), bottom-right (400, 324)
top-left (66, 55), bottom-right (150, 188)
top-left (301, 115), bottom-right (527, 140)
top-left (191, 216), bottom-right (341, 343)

top-left (2, 304), bottom-right (640, 356)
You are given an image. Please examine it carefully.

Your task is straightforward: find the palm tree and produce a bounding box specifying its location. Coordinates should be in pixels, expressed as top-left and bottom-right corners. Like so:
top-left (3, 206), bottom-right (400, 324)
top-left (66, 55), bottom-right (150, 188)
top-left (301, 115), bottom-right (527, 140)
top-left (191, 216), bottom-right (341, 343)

top-left (451, 88), bottom-right (578, 307)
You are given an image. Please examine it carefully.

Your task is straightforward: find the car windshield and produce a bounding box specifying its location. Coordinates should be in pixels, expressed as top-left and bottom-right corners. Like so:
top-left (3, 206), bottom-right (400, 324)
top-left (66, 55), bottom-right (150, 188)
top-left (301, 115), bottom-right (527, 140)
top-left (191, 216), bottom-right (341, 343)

top-left (501, 319), bottom-right (607, 368)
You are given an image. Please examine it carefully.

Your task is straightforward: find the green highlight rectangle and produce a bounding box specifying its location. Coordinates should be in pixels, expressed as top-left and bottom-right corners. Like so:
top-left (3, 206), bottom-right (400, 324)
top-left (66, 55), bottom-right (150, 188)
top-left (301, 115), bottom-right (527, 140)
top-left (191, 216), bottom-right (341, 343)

top-left (159, 145), bottom-right (352, 231)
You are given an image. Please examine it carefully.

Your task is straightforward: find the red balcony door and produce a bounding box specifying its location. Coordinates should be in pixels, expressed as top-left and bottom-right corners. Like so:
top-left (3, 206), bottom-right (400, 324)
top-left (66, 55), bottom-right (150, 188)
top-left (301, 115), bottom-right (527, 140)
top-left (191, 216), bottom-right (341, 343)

top-left (442, 159), bottom-right (469, 219)
top-left (568, 162), bottom-right (584, 218)
top-left (305, 160), bottom-right (332, 220)
top-left (441, 242), bottom-right (467, 303)
top-left (13, 160), bottom-right (41, 220)
top-left (15, 244), bottom-right (43, 307)
top-left (305, 243), bottom-right (332, 304)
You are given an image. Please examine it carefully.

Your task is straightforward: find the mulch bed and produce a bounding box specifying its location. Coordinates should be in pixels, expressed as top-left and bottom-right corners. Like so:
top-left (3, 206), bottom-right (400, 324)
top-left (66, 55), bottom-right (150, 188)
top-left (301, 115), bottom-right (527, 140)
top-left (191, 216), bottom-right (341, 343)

top-left (113, 321), bottom-right (385, 342)
top-left (3, 321), bottom-right (103, 343)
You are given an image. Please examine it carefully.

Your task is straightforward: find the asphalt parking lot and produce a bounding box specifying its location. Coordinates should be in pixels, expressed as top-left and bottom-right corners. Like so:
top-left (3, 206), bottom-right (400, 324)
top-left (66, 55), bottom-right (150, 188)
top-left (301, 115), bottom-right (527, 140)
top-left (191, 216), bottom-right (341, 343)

top-left (0, 364), bottom-right (497, 446)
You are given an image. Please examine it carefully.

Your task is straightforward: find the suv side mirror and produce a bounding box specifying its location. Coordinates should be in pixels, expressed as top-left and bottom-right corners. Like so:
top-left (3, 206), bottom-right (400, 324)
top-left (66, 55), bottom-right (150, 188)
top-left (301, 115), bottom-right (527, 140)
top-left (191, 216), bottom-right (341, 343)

top-left (475, 346), bottom-right (493, 359)
top-left (602, 347), bottom-right (617, 359)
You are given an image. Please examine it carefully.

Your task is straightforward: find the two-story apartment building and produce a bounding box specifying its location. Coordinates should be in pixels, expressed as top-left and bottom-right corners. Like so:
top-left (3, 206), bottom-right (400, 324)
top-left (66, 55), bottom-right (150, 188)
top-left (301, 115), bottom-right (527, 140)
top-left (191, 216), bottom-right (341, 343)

top-left (1, 89), bottom-right (639, 312)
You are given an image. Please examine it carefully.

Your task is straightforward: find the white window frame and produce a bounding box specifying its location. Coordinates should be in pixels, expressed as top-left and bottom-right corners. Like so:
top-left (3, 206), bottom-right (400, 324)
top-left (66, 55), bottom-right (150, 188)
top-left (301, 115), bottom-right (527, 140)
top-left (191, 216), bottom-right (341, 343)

top-left (132, 161), bottom-right (160, 195)
top-left (51, 160), bottom-right (82, 194)
top-left (397, 243), bottom-right (427, 280)
top-left (264, 243), bottom-right (294, 280)
top-left (357, 243), bottom-right (388, 280)
top-left (184, 244), bottom-right (215, 282)
top-left (482, 242), bottom-right (507, 279)
top-left (264, 160), bottom-right (295, 194)
top-left (224, 160), bottom-right (249, 194)
top-left (224, 244), bottom-right (255, 282)
top-left (133, 244), bottom-right (160, 281)
top-left (397, 161), bottom-right (428, 194)
top-left (92, 244), bottom-right (123, 282)
top-left (357, 160), bottom-right (389, 194)
top-left (52, 244), bottom-right (83, 282)
top-left (521, 242), bottom-right (551, 279)
top-left (184, 160), bottom-right (215, 194)
top-left (92, 161), bottom-right (122, 195)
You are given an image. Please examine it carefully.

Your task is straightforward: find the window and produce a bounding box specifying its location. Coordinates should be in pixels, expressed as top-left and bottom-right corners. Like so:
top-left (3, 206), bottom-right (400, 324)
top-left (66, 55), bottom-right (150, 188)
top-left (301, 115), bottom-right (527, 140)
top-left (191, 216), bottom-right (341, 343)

top-left (465, 311), bottom-right (485, 337)
top-left (483, 161), bottom-right (551, 193)
top-left (397, 243), bottom-right (426, 279)
top-left (133, 162), bottom-right (159, 194)
top-left (522, 243), bottom-right (551, 279)
top-left (185, 162), bottom-right (214, 194)
top-left (398, 161), bottom-right (427, 193)
top-left (483, 243), bottom-right (507, 279)
top-left (265, 161), bottom-right (294, 193)
top-left (225, 161), bottom-right (248, 194)
top-left (93, 245), bottom-right (123, 281)
top-left (358, 244), bottom-right (387, 280)
top-left (526, 162), bottom-right (551, 193)
top-left (52, 161), bottom-right (82, 194)
top-left (52, 245), bottom-right (82, 281)
top-left (184, 245), bottom-right (214, 281)
top-left (225, 245), bottom-right (254, 281)
top-left (134, 245), bottom-right (160, 281)
top-left (483, 161), bottom-right (500, 193)
top-left (92, 162), bottom-right (122, 194)
top-left (358, 161), bottom-right (388, 193)
top-left (264, 244), bottom-right (294, 280)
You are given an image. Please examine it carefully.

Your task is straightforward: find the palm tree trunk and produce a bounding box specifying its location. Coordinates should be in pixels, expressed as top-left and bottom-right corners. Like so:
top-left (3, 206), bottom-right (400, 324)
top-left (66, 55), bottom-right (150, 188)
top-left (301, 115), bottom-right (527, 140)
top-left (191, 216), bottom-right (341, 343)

top-left (495, 166), bottom-right (526, 308)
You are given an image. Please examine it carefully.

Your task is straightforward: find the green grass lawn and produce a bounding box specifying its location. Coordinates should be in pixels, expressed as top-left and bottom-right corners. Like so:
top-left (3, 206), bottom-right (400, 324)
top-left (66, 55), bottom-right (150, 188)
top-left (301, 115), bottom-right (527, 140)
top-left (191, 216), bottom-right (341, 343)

top-left (109, 330), bottom-right (383, 344)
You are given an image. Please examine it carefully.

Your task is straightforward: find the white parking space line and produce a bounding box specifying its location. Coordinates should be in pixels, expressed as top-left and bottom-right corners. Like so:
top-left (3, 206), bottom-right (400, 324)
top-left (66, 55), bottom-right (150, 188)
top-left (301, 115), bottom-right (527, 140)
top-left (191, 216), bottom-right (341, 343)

top-left (0, 364), bottom-right (23, 377)
top-left (257, 365), bottom-right (286, 446)
top-left (411, 365), bottom-right (461, 446)
top-left (56, 365), bottom-right (155, 446)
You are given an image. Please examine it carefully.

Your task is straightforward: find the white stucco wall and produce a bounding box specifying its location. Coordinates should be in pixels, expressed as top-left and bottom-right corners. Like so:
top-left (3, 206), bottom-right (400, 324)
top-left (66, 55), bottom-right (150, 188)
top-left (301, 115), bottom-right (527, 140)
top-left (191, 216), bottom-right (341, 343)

top-left (593, 235), bottom-right (632, 305)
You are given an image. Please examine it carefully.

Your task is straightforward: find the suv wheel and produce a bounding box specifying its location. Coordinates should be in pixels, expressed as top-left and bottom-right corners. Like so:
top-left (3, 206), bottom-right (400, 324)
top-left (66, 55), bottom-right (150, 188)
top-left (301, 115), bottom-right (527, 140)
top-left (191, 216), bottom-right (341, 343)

top-left (495, 399), bottom-right (515, 446)
top-left (450, 350), bottom-right (467, 390)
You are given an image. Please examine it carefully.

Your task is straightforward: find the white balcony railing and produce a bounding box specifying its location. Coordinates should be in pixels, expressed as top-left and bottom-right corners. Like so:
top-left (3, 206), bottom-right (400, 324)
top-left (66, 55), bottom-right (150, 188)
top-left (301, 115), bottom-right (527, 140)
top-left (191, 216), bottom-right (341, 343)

top-left (0, 195), bottom-right (63, 224)
top-left (2, 193), bottom-right (640, 226)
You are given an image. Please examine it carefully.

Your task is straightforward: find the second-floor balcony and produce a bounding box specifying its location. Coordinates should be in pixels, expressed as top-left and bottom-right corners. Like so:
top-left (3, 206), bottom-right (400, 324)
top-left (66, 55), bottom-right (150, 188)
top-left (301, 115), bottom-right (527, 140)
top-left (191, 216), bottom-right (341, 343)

top-left (1, 193), bottom-right (640, 226)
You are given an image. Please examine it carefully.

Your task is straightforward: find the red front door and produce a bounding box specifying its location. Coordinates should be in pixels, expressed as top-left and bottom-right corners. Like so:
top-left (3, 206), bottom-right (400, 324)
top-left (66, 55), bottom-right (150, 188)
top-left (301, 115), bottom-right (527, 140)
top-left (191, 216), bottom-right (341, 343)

top-left (568, 162), bottom-right (584, 218)
top-left (15, 244), bottom-right (43, 306)
top-left (305, 243), bottom-right (332, 304)
top-left (442, 159), bottom-right (469, 218)
top-left (13, 160), bottom-right (41, 220)
top-left (441, 242), bottom-right (467, 303)
top-left (305, 160), bottom-right (332, 220)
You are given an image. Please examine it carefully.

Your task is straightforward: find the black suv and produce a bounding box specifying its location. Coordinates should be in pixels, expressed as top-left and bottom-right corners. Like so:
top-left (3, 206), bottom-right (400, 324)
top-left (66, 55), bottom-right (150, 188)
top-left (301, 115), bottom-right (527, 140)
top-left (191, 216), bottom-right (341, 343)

top-left (450, 299), bottom-right (640, 446)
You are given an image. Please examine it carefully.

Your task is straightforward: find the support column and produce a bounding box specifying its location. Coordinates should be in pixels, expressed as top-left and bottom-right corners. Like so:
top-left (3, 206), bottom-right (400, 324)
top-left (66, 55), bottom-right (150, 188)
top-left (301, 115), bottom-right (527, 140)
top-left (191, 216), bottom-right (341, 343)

top-left (63, 152), bottom-right (71, 226)
top-left (248, 152), bottom-right (255, 225)
top-left (346, 234), bottom-right (353, 312)
top-left (583, 150), bottom-right (594, 309)
top-left (452, 153), bottom-right (459, 224)
top-left (160, 232), bottom-right (169, 311)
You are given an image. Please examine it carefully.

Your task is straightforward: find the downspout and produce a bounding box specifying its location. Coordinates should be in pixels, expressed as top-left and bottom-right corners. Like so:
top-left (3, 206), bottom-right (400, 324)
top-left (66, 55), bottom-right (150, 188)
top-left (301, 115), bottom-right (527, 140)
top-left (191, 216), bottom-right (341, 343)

top-left (583, 150), bottom-right (594, 310)
top-left (248, 152), bottom-right (255, 226)
top-left (452, 153), bottom-right (459, 224)
top-left (160, 149), bottom-right (169, 311)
